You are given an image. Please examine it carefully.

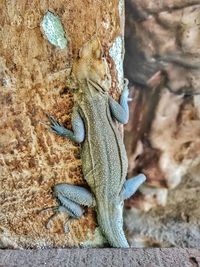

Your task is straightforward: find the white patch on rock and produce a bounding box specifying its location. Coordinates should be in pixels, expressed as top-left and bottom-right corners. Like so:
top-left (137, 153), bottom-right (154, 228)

top-left (118, 0), bottom-right (124, 17)
top-left (109, 36), bottom-right (124, 91)
top-left (41, 11), bottom-right (67, 49)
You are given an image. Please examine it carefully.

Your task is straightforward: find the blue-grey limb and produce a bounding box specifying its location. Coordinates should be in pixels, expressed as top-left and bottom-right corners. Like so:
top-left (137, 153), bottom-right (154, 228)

top-left (109, 79), bottom-right (129, 124)
top-left (122, 174), bottom-right (146, 199)
top-left (48, 111), bottom-right (85, 143)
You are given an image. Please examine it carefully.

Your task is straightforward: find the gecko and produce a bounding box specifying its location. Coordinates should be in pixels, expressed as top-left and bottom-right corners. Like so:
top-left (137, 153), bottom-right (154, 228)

top-left (45, 37), bottom-right (146, 248)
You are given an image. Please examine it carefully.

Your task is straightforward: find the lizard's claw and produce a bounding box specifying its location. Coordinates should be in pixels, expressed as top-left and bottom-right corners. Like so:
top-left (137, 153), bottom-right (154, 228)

top-left (124, 78), bottom-right (129, 87)
top-left (46, 212), bottom-right (72, 233)
top-left (123, 79), bottom-right (133, 102)
top-left (38, 205), bottom-right (59, 214)
top-left (47, 114), bottom-right (60, 126)
top-left (46, 212), bottom-right (60, 230)
top-left (63, 217), bottom-right (77, 233)
top-left (38, 206), bottom-right (60, 230)
top-left (122, 79), bottom-right (129, 98)
top-left (46, 114), bottom-right (66, 136)
top-left (38, 206), bottom-right (72, 233)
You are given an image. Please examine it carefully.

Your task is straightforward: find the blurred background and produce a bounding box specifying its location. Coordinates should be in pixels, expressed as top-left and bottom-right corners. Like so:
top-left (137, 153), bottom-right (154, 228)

top-left (124, 0), bottom-right (200, 247)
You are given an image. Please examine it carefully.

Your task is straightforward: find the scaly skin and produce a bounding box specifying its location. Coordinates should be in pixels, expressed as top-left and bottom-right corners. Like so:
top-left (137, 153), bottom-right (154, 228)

top-left (78, 83), bottom-right (129, 247)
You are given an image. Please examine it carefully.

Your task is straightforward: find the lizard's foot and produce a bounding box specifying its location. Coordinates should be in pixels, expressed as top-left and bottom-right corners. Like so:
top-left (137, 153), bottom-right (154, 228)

top-left (124, 78), bottom-right (129, 88)
top-left (122, 78), bottom-right (129, 98)
top-left (123, 78), bottom-right (133, 102)
top-left (39, 205), bottom-right (72, 232)
top-left (63, 217), bottom-right (77, 233)
top-left (46, 208), bottom-right (78, 233)
top-left (46, 110), bottom-right (85, 143)
top-left (47, 114), bottom-right (67, 136)
top-left (38, 205), bottom-right (60, 229)
top-left (122, 174), bottom-right (146, 200)
top-left (39, 184), bottom-right (95, 233)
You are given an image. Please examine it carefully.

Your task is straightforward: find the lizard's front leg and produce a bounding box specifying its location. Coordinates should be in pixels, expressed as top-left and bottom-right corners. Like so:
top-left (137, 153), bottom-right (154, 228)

top-left (109, 78), bottom-right (129, 124)
top-left (43, 184), bottom-right (96, 232)
top-left (48, 107), bottom-right (85, 143)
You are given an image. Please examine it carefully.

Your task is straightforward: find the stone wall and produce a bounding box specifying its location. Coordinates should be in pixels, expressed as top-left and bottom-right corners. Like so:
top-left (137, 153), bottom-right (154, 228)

top-left (124, 0), bottom-right (200, 247)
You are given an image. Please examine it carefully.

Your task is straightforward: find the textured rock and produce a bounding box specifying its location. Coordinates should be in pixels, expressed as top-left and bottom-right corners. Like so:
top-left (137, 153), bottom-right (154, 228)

top-left (0, 0), bottom-right (124, 248)
top-left (0, 248), bottom-right (199, 267)
top-left (124, 1), bottom-right (200, 247)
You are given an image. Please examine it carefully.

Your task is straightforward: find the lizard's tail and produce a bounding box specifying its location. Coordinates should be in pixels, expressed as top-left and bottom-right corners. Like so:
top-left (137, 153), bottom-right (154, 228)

top-left (97, 205), bottom-right (130, 248)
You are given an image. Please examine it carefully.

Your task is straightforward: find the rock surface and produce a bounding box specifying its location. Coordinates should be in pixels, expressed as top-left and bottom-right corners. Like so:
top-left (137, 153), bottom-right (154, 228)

top-left (0, 0), bottom-right (124, 248)
top-left (0, 248), bottom-right (199, 267)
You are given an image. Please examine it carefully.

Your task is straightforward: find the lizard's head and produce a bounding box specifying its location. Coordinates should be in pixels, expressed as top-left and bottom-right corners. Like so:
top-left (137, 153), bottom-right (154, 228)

top-left (72, 37), bottom-right (111, 93)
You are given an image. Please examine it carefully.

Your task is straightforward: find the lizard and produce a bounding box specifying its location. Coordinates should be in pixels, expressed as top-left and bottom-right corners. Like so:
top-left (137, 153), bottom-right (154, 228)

top-left (45, 37), bottom-right (146, 248)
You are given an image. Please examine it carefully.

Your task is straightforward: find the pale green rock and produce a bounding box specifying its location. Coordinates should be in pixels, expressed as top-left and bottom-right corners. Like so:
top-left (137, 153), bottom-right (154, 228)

top-left (41, 11), bottom-right (67, 49)
top-left (118, 0), bottom-right (124, 17)
top-left (109, 36), bottom-right (124, 91)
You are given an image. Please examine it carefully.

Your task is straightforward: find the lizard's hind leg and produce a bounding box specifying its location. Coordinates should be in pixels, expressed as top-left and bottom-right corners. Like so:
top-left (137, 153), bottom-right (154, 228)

top-left (41, 205), bottom-right (79, 233)
top-left (42, 184), bottom-right (95, 232)
top-left (122, 174), bottom-right (146, 200)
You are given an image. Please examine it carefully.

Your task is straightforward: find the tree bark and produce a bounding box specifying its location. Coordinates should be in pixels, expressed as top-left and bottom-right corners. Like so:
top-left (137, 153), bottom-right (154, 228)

top-left (0, 0), bottom-right (124, 248)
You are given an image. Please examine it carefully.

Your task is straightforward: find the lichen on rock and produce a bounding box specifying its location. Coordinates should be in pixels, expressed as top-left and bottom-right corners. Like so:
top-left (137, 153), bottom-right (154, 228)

top-left (41, 11), bottom-right (68, 49)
